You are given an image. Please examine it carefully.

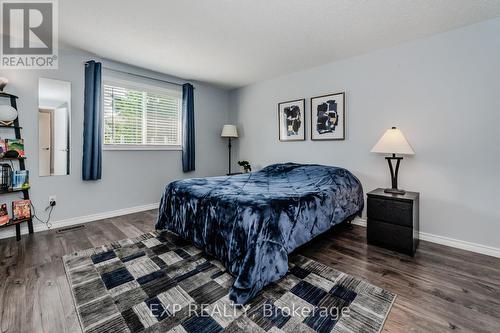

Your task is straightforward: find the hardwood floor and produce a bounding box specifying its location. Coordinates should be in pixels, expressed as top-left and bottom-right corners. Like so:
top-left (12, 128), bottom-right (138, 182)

top-left (0, 210), bottom-right (499, 332)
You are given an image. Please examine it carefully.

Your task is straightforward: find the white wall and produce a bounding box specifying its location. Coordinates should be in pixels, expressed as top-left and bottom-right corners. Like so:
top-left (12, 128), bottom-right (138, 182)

top-left (229, 18), bottom-right (500, 249)
top-left (0, 46), bottom-right (230, 238)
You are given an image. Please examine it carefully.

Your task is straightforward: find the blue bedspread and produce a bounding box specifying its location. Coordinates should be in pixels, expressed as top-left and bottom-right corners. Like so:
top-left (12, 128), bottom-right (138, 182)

top-left (156, 163), bottom-right (364, 304)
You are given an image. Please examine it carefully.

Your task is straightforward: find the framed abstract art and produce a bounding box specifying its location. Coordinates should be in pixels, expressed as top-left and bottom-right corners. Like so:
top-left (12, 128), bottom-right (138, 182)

top-left (278, 99), bottom-right (305, 141)
top-left (310, 92), bottom-right (345, 140)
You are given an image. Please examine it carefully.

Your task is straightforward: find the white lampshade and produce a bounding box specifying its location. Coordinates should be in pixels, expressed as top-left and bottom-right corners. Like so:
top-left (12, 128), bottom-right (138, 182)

top-left (221, 124), bottom-right (238, 138)
top-left (0, 105), bottom-right (18, 122)
top-left (371, 127), bottom-right (415, 155)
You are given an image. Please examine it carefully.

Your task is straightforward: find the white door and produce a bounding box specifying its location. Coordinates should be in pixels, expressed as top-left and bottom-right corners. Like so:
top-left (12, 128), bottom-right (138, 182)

top-left (39, 111), bottom-right (51, 176)
top-left (52, 107), bottom-right (68, 175)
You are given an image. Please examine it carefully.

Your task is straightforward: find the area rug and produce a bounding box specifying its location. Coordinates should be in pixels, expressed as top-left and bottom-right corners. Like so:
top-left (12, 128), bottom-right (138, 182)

top-left (63, 231), bottom-right (396, 333)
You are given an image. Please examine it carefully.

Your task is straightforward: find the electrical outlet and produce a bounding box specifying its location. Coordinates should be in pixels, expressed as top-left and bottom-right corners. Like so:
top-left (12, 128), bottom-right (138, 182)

top-left (49, 195), bottom-right (56, 206)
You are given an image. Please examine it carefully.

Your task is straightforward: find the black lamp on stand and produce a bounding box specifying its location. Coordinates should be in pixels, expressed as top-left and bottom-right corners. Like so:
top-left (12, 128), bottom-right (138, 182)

top-left (221, 124), bottom-right (238, 175)
top-left (371, 127), bottom-right (415, 195)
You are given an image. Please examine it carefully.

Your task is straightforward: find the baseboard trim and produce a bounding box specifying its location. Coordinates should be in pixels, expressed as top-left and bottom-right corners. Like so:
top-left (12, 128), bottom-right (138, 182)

top-left (353, 217), bottom-right (500, 258)
top-left (352, 218), bottom-right (367, 227)
top-left (3, 209), bottom-right (498, 259)
top-left (0, 203), bottom-right (159, 240)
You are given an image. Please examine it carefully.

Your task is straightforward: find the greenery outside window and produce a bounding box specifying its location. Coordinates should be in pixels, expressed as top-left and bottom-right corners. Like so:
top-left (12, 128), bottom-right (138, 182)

top-left (103, 78), bottom-right (182, 150)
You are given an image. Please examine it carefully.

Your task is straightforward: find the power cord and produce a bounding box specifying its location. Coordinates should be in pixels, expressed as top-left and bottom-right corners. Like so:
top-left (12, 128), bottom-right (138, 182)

top-left (30, 201), bottom-right (54, 229)
top-left (8, 163), bottom-right (55, 229)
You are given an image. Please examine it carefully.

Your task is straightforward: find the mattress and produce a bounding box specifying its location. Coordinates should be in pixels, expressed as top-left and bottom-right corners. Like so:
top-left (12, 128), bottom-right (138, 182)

top-left (156, 163), bottom-right (364, 304)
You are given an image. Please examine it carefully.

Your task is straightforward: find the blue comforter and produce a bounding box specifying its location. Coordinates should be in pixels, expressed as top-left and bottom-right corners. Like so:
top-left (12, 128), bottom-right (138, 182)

top-left (156, 163), bottom-right (364, 304)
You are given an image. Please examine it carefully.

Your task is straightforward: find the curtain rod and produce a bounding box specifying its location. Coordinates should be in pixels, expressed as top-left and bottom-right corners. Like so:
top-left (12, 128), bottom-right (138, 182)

top-left (101, 66), bottom-right (193, 89)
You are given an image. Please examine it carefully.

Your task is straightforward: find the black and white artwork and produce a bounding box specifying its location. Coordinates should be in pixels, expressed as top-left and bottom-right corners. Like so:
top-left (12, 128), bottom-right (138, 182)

top-left (310, 92), bottom-right (345, 140)
top-left (278, 99), bottom-right (305, 141)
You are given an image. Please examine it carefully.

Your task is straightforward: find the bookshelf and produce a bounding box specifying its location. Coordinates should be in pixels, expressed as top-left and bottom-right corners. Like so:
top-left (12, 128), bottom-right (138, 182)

top-left (0, 92), bottom-right (33, 240)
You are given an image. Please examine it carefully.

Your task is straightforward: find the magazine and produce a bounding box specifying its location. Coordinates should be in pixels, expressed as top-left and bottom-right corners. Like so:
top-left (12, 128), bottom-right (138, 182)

top-left (0, 139), bottom-right (6, 157)
top-left (6, 139), bottom-right (25, 157)
top-left (0, 203), bottom-right (9, 225)
top-left (12, 200), bottom-right (31, 221)
top-left (12, 170), bottom-right (29, 190)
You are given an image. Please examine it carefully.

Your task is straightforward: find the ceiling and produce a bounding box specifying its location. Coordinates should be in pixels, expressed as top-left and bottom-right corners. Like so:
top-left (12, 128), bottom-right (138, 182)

top-left (60, 0), bottom-right (500, 89)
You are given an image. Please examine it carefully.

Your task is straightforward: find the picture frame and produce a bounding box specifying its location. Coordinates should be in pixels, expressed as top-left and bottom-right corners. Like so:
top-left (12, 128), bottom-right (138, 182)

top-left (278, 99), bottom-right (306, 141)
top-left (310, 92), bottom-right (345, 141)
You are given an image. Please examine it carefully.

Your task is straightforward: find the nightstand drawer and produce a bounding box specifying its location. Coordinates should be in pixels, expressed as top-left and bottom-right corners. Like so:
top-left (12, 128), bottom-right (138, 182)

top-left (367, 219), bottom-right (414, 255)
top-left (367, 197), bottom-right (412, 227)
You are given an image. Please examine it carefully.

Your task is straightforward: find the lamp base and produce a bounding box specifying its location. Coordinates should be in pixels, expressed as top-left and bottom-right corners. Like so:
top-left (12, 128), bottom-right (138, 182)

top-left (384, 188), bottom-right (406, 195)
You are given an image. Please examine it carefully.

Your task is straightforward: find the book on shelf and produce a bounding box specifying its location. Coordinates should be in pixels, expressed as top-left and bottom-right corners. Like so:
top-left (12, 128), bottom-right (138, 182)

top-left (5, 139), bottom-right (25, 157)
top-left (12, 199), bottom-right (31, 221)
top-left (12, 170), bottom-right (29, 190)
top-left (0, 203), bottom-right (9, 225)
top-left (0, 139), bottom-right (6, 157)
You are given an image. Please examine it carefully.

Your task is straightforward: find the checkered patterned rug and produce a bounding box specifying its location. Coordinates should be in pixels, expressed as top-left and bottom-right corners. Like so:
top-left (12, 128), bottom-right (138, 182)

top-left (63, 231), bottom-right (396, 333)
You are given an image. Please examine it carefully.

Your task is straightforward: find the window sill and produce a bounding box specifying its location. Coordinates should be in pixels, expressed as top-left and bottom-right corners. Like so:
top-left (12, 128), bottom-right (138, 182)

top-left (103, 145), bottom-right (182, 151)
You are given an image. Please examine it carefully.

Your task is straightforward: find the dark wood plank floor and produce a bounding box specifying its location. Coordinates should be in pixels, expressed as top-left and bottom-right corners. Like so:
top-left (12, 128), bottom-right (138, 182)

top-left (1, 210), bottom-right (499, 333)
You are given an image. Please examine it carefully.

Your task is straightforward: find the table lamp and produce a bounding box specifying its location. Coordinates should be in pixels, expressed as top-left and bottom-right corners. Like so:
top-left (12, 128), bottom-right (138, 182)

top-left (371, 127), bottom-right (415, 195)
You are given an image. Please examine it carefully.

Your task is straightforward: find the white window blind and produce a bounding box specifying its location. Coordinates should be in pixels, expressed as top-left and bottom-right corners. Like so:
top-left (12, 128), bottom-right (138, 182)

top-left (103, 81), bottom-right (182, 149)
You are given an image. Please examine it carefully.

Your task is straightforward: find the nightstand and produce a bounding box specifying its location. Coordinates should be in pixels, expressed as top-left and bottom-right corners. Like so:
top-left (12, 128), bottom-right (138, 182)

top-left (367, 188), bottom-right (419, 256)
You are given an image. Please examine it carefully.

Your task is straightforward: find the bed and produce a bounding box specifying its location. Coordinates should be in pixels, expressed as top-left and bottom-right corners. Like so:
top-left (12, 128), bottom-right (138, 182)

top-left (156, 163), bottom-right (364, 304)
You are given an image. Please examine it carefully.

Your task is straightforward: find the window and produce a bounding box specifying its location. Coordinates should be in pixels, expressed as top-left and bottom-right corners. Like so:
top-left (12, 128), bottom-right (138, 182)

top-left (103, 79), bottom-right (182, 150)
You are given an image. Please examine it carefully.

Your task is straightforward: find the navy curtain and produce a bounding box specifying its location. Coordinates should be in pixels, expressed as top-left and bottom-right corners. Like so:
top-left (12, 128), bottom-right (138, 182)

top-left (82, 60), bottom-right (103, 180)
top-left (182, 83), bottom-right (195, 172)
